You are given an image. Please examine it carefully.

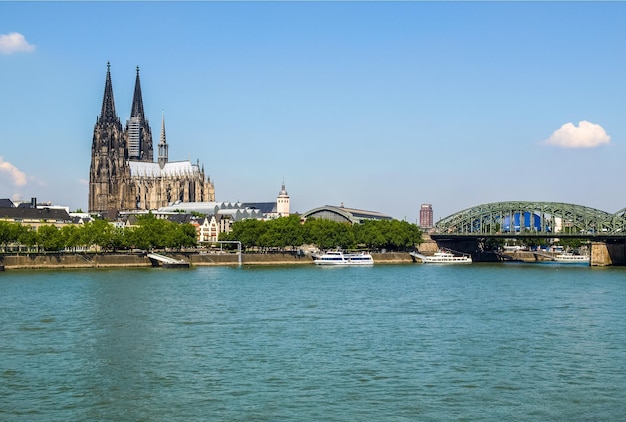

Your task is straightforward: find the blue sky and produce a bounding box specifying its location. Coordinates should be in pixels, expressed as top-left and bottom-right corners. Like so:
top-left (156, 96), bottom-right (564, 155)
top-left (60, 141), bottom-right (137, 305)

top-left (1, 1), bottom-right (625, 223)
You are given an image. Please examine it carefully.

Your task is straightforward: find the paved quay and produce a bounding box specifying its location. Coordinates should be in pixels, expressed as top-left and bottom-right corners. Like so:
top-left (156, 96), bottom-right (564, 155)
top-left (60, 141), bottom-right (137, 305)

top-left (0, 252), bottom-right (413, 270)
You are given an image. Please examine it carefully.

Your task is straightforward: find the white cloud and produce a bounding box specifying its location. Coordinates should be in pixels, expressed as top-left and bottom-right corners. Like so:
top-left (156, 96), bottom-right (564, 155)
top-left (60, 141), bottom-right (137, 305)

top-left (0, 157), bottom-right (27, 187)
top-left (545, 120), bottom-right (611, 149)
top-left (0, 32), bottom-right (35, 55)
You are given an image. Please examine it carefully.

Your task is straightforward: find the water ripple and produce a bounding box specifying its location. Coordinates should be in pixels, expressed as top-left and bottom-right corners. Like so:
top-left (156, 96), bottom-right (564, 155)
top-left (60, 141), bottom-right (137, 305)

top-left (1, 265), bottom-right (626, 420)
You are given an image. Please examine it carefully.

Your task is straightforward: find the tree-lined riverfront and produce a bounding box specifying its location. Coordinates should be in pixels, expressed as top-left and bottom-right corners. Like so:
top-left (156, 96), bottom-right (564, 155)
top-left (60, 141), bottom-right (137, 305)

top-left (0, 215), bottom-right (197, 253)
top-left (0, 214), bottom-right (423, 253)
top-left (221, 215), bottom-right (422, 251)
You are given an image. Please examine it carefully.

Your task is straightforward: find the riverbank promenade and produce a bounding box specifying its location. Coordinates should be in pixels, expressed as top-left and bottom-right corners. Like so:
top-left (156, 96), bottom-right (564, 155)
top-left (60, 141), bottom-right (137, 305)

top-left (0, 251), bottom-right (412, 270)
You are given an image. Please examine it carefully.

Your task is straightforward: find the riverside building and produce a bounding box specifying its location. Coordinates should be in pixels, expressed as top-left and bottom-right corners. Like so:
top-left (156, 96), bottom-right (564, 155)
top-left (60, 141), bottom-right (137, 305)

top-left (157, 182), bottom-right (290, 221)
top-left (419, 204), bottom-right (433, 229)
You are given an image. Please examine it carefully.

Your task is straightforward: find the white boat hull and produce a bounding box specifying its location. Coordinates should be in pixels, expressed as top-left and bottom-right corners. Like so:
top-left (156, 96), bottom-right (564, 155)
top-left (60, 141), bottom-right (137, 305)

top-left (553, 253), bottom-right (589, 263)
top-left (313, 251), bottom-right (374, 265)
top-left (410, 251), bottom-right (472, 264)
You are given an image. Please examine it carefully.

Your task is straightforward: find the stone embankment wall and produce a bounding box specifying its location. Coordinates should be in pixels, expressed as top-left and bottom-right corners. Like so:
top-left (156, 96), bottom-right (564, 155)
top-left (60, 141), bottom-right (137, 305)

top-left (0, 251), bottom-right (413, 270)
top-left (417, 237), bottom-right (439, 253)
top-left (509, 252), bottom-right (560, 262)
top-left (185, 252), bottom-right (411, 266)
top-left (1, 253), bottom-right (152, 269)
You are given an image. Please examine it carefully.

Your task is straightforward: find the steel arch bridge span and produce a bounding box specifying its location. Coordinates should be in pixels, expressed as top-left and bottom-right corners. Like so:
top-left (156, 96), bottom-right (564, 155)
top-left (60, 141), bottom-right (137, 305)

top-left (434, 201), bottom-right (626, 237)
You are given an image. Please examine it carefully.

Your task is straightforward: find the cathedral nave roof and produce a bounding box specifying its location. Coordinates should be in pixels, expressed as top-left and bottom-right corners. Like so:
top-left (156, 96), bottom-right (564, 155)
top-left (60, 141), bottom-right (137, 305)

top-left (128, 160), bottom-right (200, 178)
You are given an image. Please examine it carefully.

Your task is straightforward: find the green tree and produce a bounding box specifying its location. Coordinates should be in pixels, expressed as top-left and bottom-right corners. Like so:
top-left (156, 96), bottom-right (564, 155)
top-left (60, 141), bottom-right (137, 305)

top-left (354, 220), bottom-right (422, 251)
top-left (229, 219), bottom-right (267, 250)
top-left (355, 220), bottom-right (387, 250)
top-left (18, 227), bottom-right (38, 251)
top-left (81, 219), bottom-right (114, 252)
top-left (520, 235), bottom-right (544, 249)
top-left (60, 225), bottom-right (82, 252)
top-left (126, 226), bottom-right (150, 251)
top-left (303, 218), bottom-right (354, 250)
top-left (164, 223), bottom-right (197, 250)
top-left (134, 214), bottom-right (169, 249)
top-left (483, 237), bottom-right (506, 251)
top-left (265, 215), bottom-right (303, 251)
top-left (37, 225), bottom-right (64, 251)
top-left (109, 227), bottom-right (129, 251)
top-left (130, 213), bottom-right (196, 250)
top-left (385, 219), bottom-right (422, 251)
top-left (180, 223), bottom-right (199, 248)
top-left (0, 221), bottom-right (22, 251)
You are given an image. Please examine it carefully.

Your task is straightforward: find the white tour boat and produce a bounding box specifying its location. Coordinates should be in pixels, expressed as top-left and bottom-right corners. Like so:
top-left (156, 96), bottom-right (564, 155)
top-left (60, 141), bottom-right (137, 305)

top-left (553, 252), bottom-right (590, 263)
top-left (313, 250), bottom-right (374, 266)
top-left (410, 250), bottom-right (472, 264)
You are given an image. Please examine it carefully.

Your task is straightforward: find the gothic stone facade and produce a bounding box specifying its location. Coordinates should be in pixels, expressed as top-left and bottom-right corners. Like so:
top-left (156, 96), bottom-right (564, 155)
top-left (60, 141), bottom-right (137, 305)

top-left (89, 64), bottom-right (215, 216)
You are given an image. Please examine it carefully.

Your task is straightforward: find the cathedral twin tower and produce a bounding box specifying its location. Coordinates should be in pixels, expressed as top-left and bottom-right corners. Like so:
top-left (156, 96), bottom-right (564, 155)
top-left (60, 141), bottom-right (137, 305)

top-left (88, 63), bottom-right (215, 216)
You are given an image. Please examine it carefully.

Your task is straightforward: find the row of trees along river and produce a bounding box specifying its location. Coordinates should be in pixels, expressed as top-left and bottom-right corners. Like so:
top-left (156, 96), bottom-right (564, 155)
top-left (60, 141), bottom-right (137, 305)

top-left (0, 214), bottom-right (423, 253)
top-left (0, 214), bottom-right (197, 253)
top-left (219, 215), bottom-right (423, 251)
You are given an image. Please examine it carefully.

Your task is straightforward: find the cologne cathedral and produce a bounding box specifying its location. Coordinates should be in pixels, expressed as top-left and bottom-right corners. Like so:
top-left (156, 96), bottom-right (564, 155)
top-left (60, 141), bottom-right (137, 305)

top-left (88, 63), bottom-right (215, 216)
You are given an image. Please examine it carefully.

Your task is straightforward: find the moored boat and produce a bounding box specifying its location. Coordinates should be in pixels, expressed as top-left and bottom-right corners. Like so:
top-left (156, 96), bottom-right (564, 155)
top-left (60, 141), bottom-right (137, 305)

top-left (313, 250), bottom-right (374, 265)
top-left (410, 250), bottom-right (472, 264)
top-left (553, 252), bottom-right (589, 263)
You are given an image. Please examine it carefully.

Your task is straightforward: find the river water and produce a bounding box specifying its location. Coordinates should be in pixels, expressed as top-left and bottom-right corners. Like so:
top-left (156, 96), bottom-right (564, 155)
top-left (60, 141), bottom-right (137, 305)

top-left (1, 263), bottom-right (625, 421)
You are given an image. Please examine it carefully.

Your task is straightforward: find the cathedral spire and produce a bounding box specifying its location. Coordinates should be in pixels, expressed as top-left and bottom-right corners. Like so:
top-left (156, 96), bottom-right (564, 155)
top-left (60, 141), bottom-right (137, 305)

top-left (158, 111), bottom-right (169, 168)
top-left (126, 65), bottom-right (153, 162)
top-left (160, 111), bottom-right (167, 144)
top-left (90, 62), bottom-right (125, 215)
top-left (130, 66), bottom-right (145, 119)
top-left (100, 62), bottom-right (118, 123)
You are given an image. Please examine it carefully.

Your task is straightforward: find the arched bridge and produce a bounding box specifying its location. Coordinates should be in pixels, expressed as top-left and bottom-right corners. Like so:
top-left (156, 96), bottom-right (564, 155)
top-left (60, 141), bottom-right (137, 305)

top-left (433, 201), bottom-right (626, 238)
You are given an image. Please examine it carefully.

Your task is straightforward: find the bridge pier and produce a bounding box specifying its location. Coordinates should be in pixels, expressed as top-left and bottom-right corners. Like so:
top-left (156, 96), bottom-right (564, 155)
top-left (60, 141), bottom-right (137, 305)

top-left (590, 240), bottom-right (626, 266)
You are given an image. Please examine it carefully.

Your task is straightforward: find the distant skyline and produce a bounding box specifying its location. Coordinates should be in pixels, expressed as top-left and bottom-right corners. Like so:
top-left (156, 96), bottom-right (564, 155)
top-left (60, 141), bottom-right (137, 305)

top-left (1, 2), bottom-right (625, 222)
